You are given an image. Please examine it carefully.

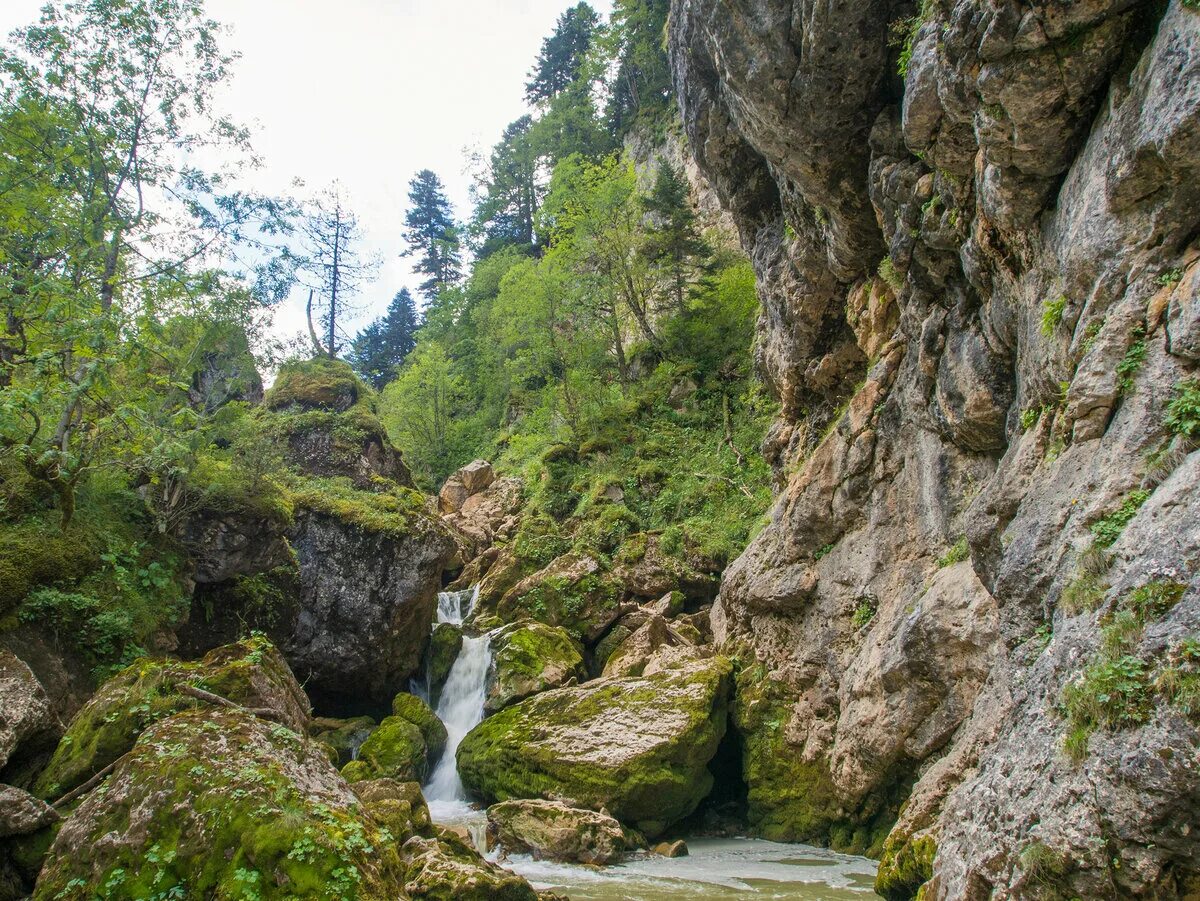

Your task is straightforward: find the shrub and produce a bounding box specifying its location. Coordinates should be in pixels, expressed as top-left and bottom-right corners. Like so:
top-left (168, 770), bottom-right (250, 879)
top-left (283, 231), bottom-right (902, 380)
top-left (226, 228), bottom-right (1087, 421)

top-left (1165, 379), bottom-right (1200, 438)
top-left (1090, 490), bottom-right (1151, 548)
top-left (1040, 294), bottom-right (1067, 337)
top-left (851, 597), bottom-right (877, 630)
top-left (1061, 654), bottom-right (1150, 760)
top-left (878, 257), bottom-right (903, 293)
top-left (937, 537), bottom-right (969, 568)
top-left (1115, 327), bottom-right (1146, 394)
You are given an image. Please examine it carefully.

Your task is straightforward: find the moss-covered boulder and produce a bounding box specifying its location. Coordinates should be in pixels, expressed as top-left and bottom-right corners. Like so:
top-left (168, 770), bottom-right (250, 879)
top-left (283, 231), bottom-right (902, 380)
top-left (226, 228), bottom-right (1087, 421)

top-left (400, 829), bottom-right (539, 901)
top-left (342, 715), bottom-right (428, 783)
top-left (265, 356), bottom-right (363, 412)
top-left (392, 691), bottom-right (448, 763)
top-left (311, 715), bottom-right (376, 767)
top-left (350, 777), bottom-right (432, 843)
top-left (486, 622), bottom-right (586, 713)
top-left (875, 831), bottom-right (936, 900)
top-left (429, 622), bottom-right (463, 703)
top-left (458, 657), bottom-right (732, 837)
top-left (486, 799), bottom-right (644, 865)
top-left (495, 552), bottom-right (622, 643)
top-left (32, 636), bottom-right (310, 800)
top-left (271, 402), bottom-right (414, 490)
top-left (33, 708), bottom-right (405, 900)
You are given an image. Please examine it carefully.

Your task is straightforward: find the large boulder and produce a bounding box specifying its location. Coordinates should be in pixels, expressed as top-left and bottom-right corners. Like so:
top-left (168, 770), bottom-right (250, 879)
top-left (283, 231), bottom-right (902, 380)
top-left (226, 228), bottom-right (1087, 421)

top-left (486, 622), bottom-right (586, 714)
top-left (0, 785), bottom-right (58, 838)
top-left (265, 356), bottom-right (362, 412)
top-left (274, 404), bottom-right (414, 489)
top-left (33, 708), bottom-right (404, 900)
top-left (458, 657), bottom-right (732, 837)
top-left (400, 829), bottom-right (539, 901)
top-left (428, 622), bottom-right (463, 705)
top-left (494, 553), bottom-right (621, 643)
top-left (612, 533), bottom-right (719, 602)
top-left (392, 692), bottom-right (448, 763)
top-left (442, 475), bottom-right (523, 559)
top-left (438, 459), bottom-right (496, 514)
top-left (487, 799), bottom-right (644, 865)
top-left (601, 614), bottom-right (706, 679)
top-left (32, 636), bottom-right (309, 800)
top-left (342, 715), bottom-right (428, 783)
top-left (0, 650), bottom-right (61, 784)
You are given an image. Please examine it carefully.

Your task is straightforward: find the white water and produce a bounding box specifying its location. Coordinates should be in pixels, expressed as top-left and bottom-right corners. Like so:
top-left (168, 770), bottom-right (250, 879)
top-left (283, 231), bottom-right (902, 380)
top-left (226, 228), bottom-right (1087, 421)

top-left (424, 586), bottom-right (492, 810)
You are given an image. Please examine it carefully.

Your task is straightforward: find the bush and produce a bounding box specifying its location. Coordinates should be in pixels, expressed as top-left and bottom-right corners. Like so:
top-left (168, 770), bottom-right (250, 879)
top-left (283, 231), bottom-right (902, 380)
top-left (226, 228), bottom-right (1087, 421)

top-left (937, 537), bottom-right (969, 568)
top-left (1040, 294), bottom-right (1067, 337)
top-left (1165, 379), bottom-right (1200, 438)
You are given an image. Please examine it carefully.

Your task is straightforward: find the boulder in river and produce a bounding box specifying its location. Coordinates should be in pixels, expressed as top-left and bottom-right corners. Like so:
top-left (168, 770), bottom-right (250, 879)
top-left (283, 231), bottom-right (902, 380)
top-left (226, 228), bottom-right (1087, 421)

top-left (486, 622), bottom-right (586, 713)
top-left (458, 657), bottom-right (732, 837)
top-left (487, 798), bottom-right (644, 865)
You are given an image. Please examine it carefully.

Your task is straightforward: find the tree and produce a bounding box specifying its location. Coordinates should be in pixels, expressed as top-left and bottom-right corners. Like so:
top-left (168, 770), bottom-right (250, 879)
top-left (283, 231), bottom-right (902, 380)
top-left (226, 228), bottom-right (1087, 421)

top-left (472, 116), bottom-right (541, 255)
top-left (0, 0), bottom-right (291, 524)
top-left (297, 183), bottom-right (377, 358)
top-left (380, 341), bottom-right (463, 485)
top-left (525, 3), bottom-right (599, 105)
top-left (402, 170), bottom-right (462, 303)
top-left (641, 164), bottom-right (711, 311)
top-left (349, 288), bottom-right (419, 389)
top-left (604, 0), bottom-right (672, 138)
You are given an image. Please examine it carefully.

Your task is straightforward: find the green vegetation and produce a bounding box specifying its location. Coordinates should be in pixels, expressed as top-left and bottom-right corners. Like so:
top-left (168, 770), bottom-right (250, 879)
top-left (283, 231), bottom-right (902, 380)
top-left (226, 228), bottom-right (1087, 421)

top-left (1115, 326), bottom-right (1146, 394)
top-left (1089, 490), bottom-right (1151, 548)
top-left (1155, 267), bottom-right (1184, 286)
top-left (852, 597), bottom-right (878, 630)
top-left (1165, 379), bottom-right (1200, 438)
top-left (891, 0), bottom-right (933, 79)
top-left (1040, 294), bottom-right (1068, 337)
top-left (1018, 841), bottom-right (1072, 895)
top-left (937, 537), bottom-right (970, 567)
top-left (878, 257), bottom-right (904, 293)
top-left (875, 833), bottom-right (936, 900)
top-left (1059, 580), bottom-right (1189, 761)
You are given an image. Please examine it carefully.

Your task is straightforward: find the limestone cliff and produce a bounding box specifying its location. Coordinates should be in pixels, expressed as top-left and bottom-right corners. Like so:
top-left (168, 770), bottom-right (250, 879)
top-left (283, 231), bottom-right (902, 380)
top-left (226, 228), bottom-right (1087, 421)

top-left (670, 1), bottom-right (1200, 897)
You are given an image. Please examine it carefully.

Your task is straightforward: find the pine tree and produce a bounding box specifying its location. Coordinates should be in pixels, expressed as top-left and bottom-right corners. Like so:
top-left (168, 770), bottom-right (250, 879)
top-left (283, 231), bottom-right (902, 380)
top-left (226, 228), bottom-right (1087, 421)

top-left (641, 164), bottom-right (711, 311)
top-left (349, 288), bottom-right (420, 389)
top-left (605, 0), bottom-right (672, 138)
top-left (525, 3), bottom-right (599, 105)
top-left (402, 169), bottom-right (462, 302)
top-left (473, 116), bottom-right (540, 255)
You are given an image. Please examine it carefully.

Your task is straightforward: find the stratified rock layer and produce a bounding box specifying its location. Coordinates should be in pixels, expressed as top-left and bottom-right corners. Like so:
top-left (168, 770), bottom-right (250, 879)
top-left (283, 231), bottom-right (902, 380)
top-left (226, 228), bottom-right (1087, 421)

top-left (670, 0), bottom-right (1200, 896)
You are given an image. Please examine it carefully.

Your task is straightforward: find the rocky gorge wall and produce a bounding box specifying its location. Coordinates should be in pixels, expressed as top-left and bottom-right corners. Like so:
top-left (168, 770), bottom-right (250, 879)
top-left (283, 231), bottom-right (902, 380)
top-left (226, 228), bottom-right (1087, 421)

top-left (670, 1), bottom-right (1200, 897)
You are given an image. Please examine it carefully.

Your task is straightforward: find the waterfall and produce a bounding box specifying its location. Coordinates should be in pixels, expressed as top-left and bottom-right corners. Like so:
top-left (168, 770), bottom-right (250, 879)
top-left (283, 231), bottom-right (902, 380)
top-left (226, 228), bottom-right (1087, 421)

top-left (424, 585), bottom-right (491, 805)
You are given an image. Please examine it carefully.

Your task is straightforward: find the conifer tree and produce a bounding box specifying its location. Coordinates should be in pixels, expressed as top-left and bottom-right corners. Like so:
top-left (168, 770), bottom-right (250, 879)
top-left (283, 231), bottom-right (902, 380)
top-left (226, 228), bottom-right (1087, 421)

top-left (472, 116), bottom-right (540, 254)
top-left (349, 288), bottom-right (420, 389)
top-left (525, 3), bottom-right (599, 105)
top-left (402, 170), bottom-right (462, 302)
top-left (641, 164), bottom-right (711, 311)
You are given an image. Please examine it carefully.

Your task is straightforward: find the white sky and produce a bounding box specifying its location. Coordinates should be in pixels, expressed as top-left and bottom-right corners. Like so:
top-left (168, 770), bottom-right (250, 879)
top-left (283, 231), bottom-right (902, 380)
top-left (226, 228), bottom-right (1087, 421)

top-left (0, 0), bottom-right (612, 343)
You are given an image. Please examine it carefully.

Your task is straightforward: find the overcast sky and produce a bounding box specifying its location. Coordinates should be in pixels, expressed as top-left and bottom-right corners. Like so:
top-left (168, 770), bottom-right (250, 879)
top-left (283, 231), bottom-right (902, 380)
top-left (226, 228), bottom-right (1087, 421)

top-left (0, 0), bottom-right (612, 344)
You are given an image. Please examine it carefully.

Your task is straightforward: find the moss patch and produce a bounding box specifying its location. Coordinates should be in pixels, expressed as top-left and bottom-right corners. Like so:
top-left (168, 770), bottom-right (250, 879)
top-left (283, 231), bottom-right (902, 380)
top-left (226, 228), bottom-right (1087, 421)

top-left (266, 357), bottom-right (364, 412)
top-left (875, 832), bottom-right (936, 899)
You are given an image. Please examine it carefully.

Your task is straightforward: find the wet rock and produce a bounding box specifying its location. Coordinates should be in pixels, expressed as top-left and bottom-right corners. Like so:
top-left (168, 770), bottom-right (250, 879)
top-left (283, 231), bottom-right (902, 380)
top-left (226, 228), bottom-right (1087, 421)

top-left (401, 830), bottom-right (539, 901)
top-left (311, 715), bottom-right (376, 767)
top-left (0, 650), bottom-right (61, 784)
top-left (458, 657), bottom-right (732, 837)
top-left (487, 622), bottom-right (587, 714)
top-left (428, 622), bottom-right (464, 704)
top-left (392, 692), bottom-right (448, 765)
top-left (653, 839), bottom-right (688, 858)
top-left (341, 715), bottom-right (428, 783)
top-left (487, 799), bottom-right (644, 865)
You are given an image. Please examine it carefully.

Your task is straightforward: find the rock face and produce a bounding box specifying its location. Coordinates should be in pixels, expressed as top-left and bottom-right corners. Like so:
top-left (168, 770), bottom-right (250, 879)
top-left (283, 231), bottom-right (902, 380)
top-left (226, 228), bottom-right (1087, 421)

top-left (439, 459), bottom-right (496, 513)
top-left (486, 622), bottom-right (586, 713)
top-left (492, 552), bottom-right (621, 643)
top-left (0, 785), bottom-right (58, 838)
top-left (458, 657), bottom-right (732, 837)
top-left (671, 0), bottom-right (1200, 895)
top-left (487, 799), bottom-right (644, 865)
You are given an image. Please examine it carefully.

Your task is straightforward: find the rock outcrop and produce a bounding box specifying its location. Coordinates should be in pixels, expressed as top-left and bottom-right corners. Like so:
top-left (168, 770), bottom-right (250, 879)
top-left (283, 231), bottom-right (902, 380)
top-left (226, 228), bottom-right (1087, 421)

top-left (487, 799), bottom-right (644, 865)
top-left (457, 657), bottom-right (732, 837)
top-left (0, 650), bottom-right (61, 785)
top-left (670, 0), bottom-right (1200, 895)
top-left (486, 622), bottom-right (586, 713)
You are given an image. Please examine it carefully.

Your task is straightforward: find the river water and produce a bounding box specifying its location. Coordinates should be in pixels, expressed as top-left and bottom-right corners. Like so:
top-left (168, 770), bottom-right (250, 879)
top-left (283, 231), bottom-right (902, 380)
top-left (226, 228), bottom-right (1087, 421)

top-left (422, 587), bottom-right (880, 900)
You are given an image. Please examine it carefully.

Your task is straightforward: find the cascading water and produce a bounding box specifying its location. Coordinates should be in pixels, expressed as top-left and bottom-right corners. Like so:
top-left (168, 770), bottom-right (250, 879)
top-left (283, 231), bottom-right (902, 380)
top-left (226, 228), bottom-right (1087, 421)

top-left (423, 586), bottom-right (492, 851)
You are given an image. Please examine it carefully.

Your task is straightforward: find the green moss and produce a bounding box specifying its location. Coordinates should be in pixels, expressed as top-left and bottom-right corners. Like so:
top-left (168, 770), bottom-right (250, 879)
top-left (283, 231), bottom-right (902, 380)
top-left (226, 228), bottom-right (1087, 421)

top-left (0, 515), bottom-right (100, 616)
top-left (187, 454), bottom-right (293, 525)
top-left (391, 693), bottom-right (447, 762)
top-left (458, 659), bottom-right (731, 837)
top-left (287, 475), bottom-right (428, 537)
top-left (498, 561), bottom-right (621, 641)
top-left (34, 709), bottom-right (403, 900)
top-left (428, 623), bottom-right (463, 700)
top-left (875, 833), bottom-right (936, 900)
top-left (265, 357), bottom-right (364, 412)
top-left (344, 715), bottom-right (428, 782)
top-left (1165, 379), bottom-right (1200, 438)
top-left (1115, 326), bottom-right (1146, 394)
top-left (733, 662), bottom-right (897, 856)
top-left (851, 597), bottom-right (878, 630)
top-left (489, 622), bottom-right (585, 711)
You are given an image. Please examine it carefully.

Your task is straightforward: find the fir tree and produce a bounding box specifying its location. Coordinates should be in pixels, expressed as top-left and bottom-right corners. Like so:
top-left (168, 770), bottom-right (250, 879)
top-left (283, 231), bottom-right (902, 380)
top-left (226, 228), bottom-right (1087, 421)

top-left (605, 0), bottom-right (672, 138)
top-left (402, 169), bottom-right (462, 302)
top-left (473, 116), bottom-right (540, 255)
top-left (641, 164), bottom-right (711, 311)
top-left (349, 288), bottom-right (420, 389)
top-left (525, 3), bottom-right (599, 105)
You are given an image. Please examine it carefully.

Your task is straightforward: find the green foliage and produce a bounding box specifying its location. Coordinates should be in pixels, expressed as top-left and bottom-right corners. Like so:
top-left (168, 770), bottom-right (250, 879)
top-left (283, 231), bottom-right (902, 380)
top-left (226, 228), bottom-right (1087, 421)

top-left (1115, 327), bottom-right (1146, 394)
top-left (876, 833), bottom-right (936, 900)
top-left (1165, 379), bottom-right (1200, 438)
top-left (349, 289), bottom-right (419, 389)
top-left (878, 257), bottom-right (904, 293)
top-left (1155, 267), bottom-right (1184, 286)
top-left (1060, 570), bottom-right (1107, 615)
top-left (891, 0), bottom-right (932, 78)
top-left (1090, 490), bottom-right (1151, 548)
top-left (286, 476), bottom-right (427, 538)
top-left (1061, 654), bottom-right (1150, 760)
top-left (1156, 638), bottom-right (1200, 718)
top-left (1040, 294), bottom-right (1067, 337)
top-left (851, 597), bottom-right (878, 630)
top-left (1019, 841), bottom-right (1071, 892)
top-left (937, 537), bottom-right (969, 567)
top-left (402, 169), bottom-right (462, 302)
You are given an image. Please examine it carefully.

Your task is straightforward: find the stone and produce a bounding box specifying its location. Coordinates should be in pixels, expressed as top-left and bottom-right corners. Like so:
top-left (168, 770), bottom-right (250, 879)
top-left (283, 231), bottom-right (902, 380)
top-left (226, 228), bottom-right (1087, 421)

top-left (311, 715), bottom-right (376, 767)
top-left (0, 785), bottom-right (58, 838)
top-left (351, 777), bottom-right (432, 840)
top-left (602, 614), bottom-right (704, 679)
top-left (0, 650), bottom-right (60, 781)
top-left (342, 715), bottom-right (428, 783)
top-left (458, 657), bottom-right (732, 837)
top-left (487, 622), bottom-right (586, 714)
top-left (653, 840), bottom-right (688, 858)
top-left (400, 831), bottom-right (539, 901)
top-left (392, 692), bottom-right (448, 765)
top-left (265, 356), bottom-right (361, 412)
top-left (438, 459), bottom-right (496, 515)
top-left (428, 622), bottom-right (463, 704)
top-left (487, 799), bottom-right (644, 865)
top-left (34, 708), bottom-right (407, 899)
top-left (612, 534), bottom-right (718, 603)
top-left (32, 635), bottom-right (310, 801)
top-left (495, 552), bottom-right (621, 643)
